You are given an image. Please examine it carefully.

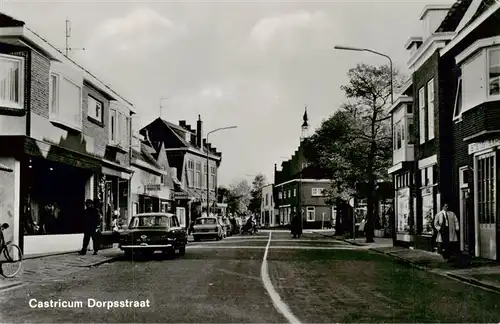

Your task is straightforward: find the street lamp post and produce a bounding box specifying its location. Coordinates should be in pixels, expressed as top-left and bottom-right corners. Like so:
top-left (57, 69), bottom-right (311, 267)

top-left (334, 45), bottom-right (394, 105)
top-left (206, 126), bottom-right (237, 215)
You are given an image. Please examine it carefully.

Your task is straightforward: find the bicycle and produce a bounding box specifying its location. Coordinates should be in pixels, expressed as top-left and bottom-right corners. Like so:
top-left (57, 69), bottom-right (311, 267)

top-left (0, 223), bottom-right (23, 278)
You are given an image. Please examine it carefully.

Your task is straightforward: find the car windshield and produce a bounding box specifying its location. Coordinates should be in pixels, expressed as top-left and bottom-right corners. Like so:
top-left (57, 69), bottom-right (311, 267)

top-left (129, 216), bottom-right (170, 228)
top-left (195, 218), bottom-right (216, 225)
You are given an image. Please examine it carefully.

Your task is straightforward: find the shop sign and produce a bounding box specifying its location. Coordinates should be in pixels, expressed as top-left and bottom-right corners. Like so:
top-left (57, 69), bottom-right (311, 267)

top-left (145, 184), bottom-right (161, 191)
top-left (174, 192), bottom-right (189, 199)
top-left (468, 139), bottom-right (500, 155)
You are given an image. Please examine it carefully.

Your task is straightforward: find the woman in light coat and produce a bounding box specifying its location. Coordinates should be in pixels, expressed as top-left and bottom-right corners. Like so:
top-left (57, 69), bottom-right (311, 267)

top-left (434, 203), bottom-right (459, 260)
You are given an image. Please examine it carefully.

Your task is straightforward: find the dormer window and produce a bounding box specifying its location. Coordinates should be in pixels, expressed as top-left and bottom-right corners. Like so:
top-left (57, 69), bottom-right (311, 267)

top-left (489, 48), bottom-right (500, 96)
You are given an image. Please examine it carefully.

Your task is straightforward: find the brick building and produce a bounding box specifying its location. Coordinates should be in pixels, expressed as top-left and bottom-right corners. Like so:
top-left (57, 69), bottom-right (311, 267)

top-left (389, 0), bottom-right (500, 260)
top-left (139, 115), bottom-right (222, 227)
top-left (0, 13), bottom-right (134, 255)
top-left (273, 108), bottom-right (335, 229)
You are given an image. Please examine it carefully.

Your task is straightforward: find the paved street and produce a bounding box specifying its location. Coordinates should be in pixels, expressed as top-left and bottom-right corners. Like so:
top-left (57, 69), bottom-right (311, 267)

top-left (1, 231), bottom-right (500, 323)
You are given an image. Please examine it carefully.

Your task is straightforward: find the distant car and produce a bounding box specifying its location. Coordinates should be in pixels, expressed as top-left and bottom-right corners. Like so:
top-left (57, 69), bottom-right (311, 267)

top-left (119, 213), bottom-right (187, 259)
top-left (192, 217), bottom-right (224, 241)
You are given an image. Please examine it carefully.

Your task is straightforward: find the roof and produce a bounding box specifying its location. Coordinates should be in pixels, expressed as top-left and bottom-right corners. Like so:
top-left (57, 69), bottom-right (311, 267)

top-left (463, 0), bottom-right (497, 29)
top-left (158, 118), bottom-right (222, 159)
top-left (436, 0), bottom-right (474, 32)
top-left (132, 143), bottom-right (163, 171)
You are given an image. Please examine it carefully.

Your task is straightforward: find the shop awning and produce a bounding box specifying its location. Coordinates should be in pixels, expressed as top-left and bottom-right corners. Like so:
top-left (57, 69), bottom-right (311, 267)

top-left (0, 162), bottom-right (13, 172)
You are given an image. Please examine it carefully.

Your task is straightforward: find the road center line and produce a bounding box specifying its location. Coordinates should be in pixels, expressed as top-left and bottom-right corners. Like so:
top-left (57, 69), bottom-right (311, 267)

top-left (260, 232), bottom-right (302, 324)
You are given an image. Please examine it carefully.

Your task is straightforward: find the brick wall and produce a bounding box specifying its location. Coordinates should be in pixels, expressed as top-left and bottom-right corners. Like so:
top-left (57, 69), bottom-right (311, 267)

top-left (82, 83), bottom-right (108, 156)
top-left (30, 50), bottom-right (49, 118)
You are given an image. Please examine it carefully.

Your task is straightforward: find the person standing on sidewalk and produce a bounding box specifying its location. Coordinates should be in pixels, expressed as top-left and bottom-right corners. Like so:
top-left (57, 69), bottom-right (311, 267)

top-left (79, 199), bottom-right (101, 255)
top-left (434, 203), bottom-right (459, 261)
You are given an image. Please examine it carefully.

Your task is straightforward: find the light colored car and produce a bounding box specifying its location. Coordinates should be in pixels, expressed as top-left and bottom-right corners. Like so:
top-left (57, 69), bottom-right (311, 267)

top-left (192, 217), bottom-right (224, 241)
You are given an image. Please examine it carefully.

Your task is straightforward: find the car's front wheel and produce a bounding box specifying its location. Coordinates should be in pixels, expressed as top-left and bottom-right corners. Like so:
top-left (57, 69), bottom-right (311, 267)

top-left (178, 246), bottom-right (186, 256)
top-left (163, 247), bottom-right (175, 260)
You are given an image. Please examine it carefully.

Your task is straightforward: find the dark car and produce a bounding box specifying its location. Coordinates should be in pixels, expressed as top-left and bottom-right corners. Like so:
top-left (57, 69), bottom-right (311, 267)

top-left (192, 217), bottom-right (224, 241)
top-left (119, 213), bottom-right (187, 259)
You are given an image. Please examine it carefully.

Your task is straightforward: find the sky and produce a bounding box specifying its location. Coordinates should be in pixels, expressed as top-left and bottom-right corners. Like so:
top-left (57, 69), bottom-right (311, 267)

top-left (3, 0), bottom-right (454, 186)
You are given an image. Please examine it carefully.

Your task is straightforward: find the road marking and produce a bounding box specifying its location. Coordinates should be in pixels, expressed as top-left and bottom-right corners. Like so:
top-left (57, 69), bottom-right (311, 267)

top-left (188, 245), bottom-right (362, 250)
top-left (203, 239), bottom-right (343, 244)
top-left (261, 232), bottom-right (302, 324)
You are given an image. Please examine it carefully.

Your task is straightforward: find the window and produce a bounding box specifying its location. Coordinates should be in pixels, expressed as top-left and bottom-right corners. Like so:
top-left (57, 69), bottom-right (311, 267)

top-left (312, 188), bottom-right (323, 196)
top-left (203, 163), bottom-right (208, 188)
top-left (87, 95), bottom-right (103, 123)
top-left (49, 73), bottom-right (82, 130)
top-left (210, 165), bottom-right (216, 190)
top-left (427, 79), bottom-right (435, 140)
top-left (288, 190), bottom-right (291, 198)
top-left (306, 206), bottom-right (315, 222)
top-left (418, 87), bottom-right (426, 144)
top-left (187, 160), bottom-right (194, 187)
top-left (278, 192), bottom-right (282, 200)
top-left (293, 188), bottom-right (296, 197)
top-left (0, 54), bottom-right (24, 109)
top-left (394, 121), bottom-right (402, 150)
top-left (420, 165), bottom-right (434, 187)
top-left (477, 153), bottom-right (496, 224)
top-left (406, 103), bottom-right (413, 114)
top-left (408, 120), bottom-right (416, 144)
top-left (265, 194), bottom-right (269, 206)
top-left (453, 78), bottom-right (463, 119)
top-left (109, 107), bottom-right (129, 148)
top-left (489, 48), bottom-right (500, 96)
top-left (462, 51), bottom-right (486, 112)
top-left (195, 162), bottom-right (202, 188)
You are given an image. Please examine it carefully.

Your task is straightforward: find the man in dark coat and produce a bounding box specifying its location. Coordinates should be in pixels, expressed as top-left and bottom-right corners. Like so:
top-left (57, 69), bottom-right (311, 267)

top-left (79, 199), bottom-right (101, 255)
top-left (291, 213), bottom-right (302, 239)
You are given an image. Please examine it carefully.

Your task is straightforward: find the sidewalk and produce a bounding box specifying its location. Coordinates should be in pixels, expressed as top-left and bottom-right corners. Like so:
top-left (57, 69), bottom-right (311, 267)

top-left (0, 247), bottom-right (123, 291)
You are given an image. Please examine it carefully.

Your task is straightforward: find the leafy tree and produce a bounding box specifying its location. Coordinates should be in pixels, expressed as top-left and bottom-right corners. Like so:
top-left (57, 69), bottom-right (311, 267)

top-left (305, 63), bottom-right (404, 243)
top-left (249, 173), bottom-right (267, 219)
top-left (227, 179), bottom-right (252, 215)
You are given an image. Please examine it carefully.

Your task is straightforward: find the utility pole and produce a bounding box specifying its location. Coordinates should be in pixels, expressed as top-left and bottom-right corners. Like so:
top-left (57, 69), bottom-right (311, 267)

top-left (65, 19), bottom-right (85, 58)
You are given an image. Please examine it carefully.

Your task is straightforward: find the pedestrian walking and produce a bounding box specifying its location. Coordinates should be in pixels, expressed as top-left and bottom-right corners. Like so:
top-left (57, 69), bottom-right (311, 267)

top-left (433, 203), bottom-right (460, 261)
top-left (291, 213), bottom-right (302, 239)
top-left (79, 199), bottom-right (101, 255)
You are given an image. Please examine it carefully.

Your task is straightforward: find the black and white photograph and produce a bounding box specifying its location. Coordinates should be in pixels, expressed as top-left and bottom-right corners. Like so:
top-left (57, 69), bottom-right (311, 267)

top-left (0, 0), bottom-right (500, 322)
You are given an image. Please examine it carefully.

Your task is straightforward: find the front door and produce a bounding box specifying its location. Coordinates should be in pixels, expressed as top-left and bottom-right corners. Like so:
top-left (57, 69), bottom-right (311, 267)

top-left (476, 152), bottom-right (497, 260)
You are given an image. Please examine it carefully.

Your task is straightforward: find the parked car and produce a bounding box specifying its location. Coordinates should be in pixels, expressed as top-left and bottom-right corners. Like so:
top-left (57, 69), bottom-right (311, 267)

top-left (118, 213), bottom-right (187, 259)
top-left (192, 217), bottom-right (224, 241)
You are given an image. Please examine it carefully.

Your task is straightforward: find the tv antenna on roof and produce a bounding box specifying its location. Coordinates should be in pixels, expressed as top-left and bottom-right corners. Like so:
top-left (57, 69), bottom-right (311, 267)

top-left (65, 18), bottom-right (85, 57)
top-left (159, 97), bottom-right (171, 119)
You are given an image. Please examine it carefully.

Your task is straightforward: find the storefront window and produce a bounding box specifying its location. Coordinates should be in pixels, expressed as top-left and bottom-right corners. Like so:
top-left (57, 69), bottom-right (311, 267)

top-left (23, 158), bottom-right (91, 236)
top-left (396, 187), bottom-right (410, 232)
top-left (421, 190), bottom-right (434, 235)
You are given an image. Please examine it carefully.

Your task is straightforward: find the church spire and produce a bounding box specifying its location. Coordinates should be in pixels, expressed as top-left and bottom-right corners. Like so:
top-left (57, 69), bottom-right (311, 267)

top-left (301, 106), bottom-right (309, 140)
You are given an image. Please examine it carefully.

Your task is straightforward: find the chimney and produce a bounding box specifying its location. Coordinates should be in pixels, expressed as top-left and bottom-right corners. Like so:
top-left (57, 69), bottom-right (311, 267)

top-left (196, 115), bottom-right (202, 148)
top-left (179, 120), bottom-right (186, 127)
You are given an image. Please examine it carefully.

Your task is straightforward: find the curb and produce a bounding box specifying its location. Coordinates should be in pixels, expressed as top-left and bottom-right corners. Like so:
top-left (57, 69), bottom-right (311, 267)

top-left (78, 255), bottom-right (122, 268)
top-left (0, 281), bottom-right (23, 292)
top-left (446, 273), bottom-right (500, 293)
